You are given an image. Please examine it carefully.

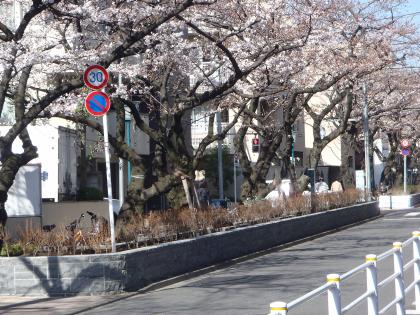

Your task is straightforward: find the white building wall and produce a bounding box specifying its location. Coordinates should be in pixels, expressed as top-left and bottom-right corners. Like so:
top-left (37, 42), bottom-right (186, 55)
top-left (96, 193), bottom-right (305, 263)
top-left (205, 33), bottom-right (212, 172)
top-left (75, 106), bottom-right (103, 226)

top-left (373, 137), bottom-right (389, 186)
top-left (0, 118), bottom-right (78, 202)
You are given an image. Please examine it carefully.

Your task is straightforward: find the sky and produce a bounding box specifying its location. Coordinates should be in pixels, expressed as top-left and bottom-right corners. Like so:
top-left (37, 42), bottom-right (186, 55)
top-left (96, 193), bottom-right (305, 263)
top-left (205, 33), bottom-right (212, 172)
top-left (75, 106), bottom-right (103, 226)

top-left (395, 0), bottom-right (420, 67)
top-left (403, 0), bottom-right (420, 25)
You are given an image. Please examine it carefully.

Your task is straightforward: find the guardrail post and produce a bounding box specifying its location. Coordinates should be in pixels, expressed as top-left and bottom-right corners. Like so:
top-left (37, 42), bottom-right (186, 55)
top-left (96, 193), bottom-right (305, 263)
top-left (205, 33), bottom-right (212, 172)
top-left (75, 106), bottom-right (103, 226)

top-left (413, 231), bottom-right (420, 312)
top-left (366, 254), bottom-right (379, 315)
top-left (268, 302), bottom-right (287, 315)
top-left (327, 274), bottom-right (341, 315)
top-left (393, 242), bottom-right (406, 315)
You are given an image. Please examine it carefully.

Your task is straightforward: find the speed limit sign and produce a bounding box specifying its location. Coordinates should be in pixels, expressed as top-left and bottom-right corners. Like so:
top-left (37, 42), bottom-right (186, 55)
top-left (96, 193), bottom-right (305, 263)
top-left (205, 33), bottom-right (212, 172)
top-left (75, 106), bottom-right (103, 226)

top-left (84, 65), bottom-right (109, 90)
top-left (401, 139), bottom-right (411, 148)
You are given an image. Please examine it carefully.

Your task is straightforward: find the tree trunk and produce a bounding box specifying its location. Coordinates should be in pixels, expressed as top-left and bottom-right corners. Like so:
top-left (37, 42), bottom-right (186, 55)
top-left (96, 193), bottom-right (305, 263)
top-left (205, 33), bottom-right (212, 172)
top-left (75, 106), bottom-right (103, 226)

top-left (340, 133), bottom-right (355, 189)
top-left (380, 132), bottom-right (399, 187)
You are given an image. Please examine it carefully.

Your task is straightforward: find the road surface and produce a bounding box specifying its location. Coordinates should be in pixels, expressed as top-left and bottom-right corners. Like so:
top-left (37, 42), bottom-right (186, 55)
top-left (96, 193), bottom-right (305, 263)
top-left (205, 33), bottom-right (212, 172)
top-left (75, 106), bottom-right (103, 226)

top-left (0, 209), bottom-right (419, 315)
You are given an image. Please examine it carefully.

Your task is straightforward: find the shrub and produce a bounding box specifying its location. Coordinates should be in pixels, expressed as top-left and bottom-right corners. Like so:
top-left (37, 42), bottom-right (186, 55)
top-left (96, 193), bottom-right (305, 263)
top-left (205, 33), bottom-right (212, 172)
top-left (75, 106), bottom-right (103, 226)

top-left (0, 243), bottom-right (23, 257)
top-left (8, 189), bottom-right (363, 255)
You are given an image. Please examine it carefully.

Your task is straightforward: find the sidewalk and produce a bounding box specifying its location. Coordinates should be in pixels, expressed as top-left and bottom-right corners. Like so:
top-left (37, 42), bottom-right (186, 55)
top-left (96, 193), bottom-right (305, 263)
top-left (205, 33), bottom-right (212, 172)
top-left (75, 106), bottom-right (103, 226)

top-left (0, 209), bottom-right (419, 314)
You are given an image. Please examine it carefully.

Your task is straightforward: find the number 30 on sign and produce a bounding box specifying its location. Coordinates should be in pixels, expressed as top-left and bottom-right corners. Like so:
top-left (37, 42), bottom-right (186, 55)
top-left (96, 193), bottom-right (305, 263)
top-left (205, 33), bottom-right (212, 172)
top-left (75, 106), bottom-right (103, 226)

top-left (84, 65), bottom-right (109, 90)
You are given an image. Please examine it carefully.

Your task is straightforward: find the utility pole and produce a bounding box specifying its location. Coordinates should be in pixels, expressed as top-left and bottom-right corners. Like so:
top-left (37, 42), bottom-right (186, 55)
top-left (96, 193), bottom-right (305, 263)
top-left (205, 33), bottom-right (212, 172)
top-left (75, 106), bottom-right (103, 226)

top-left (291, 126), bottom-right (297, 165)
top-left (233, 153), bottom-right (238, 203)
top-left (216, 111), bottom-right (224, 199)
top-left (363, 82), bottom-right (371, 201)
top-left (118, 73), bottom-right (124, 208)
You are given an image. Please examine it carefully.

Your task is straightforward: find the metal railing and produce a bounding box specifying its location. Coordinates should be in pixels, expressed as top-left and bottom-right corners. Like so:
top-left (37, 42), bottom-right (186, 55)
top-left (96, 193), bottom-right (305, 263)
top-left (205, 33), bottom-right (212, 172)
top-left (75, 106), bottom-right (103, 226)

top-left (269, 231), bottom-right (420, 315)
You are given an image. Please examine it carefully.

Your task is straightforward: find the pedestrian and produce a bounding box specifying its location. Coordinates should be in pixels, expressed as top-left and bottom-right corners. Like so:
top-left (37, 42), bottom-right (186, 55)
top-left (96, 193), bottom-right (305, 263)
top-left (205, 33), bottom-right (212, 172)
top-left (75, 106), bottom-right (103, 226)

top-left (331, 180), bottom-right (343, 192)
top-left (197, 180), bottom-right (210, 206)
top-left (315, 176), bottom-right (329, 193)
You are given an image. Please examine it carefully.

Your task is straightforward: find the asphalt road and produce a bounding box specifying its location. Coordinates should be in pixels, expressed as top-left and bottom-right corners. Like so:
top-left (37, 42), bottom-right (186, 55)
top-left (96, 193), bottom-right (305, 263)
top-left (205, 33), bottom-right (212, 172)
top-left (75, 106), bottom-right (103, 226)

top-left (1, 209), bottom-right (420, 315)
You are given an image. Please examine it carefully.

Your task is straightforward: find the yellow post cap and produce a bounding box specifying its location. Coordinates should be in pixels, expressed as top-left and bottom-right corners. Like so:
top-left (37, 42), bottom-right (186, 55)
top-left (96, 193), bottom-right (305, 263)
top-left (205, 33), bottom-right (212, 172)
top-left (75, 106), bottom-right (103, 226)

top-left (270, 301), bottom-right (287, 312)
top-left (393, 242), bottom-right (403, 248)
top-left (327, 274), bottom-right (340, 282)
top-left (366, 254), bottom-right (377, 262)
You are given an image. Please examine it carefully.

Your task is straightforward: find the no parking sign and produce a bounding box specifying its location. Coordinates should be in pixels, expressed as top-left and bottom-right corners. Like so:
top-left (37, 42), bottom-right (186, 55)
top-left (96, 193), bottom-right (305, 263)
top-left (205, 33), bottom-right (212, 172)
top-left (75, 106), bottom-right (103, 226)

top-left (85, 91), bottom-right (110, 117)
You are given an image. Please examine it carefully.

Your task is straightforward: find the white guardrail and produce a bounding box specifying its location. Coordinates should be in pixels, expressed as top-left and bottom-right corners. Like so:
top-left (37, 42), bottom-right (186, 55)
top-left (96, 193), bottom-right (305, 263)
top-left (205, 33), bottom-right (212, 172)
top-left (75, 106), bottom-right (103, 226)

top-left (269, 231), bottom-right (420, 315)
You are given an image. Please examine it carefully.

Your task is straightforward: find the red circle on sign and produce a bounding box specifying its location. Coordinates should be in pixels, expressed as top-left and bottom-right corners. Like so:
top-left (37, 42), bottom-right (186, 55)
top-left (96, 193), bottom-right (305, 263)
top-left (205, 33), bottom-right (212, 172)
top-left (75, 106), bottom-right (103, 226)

top-left (401, 139), bottom-right (411, 148)
top-left (84, 65), bottom-right (109, 90)
top-left (85, 91), bottom-right (111, 117)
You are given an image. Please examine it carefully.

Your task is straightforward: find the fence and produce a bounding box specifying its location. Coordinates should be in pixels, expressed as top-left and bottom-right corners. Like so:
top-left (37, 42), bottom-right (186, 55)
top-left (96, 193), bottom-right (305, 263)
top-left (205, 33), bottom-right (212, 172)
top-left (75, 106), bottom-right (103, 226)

top-left (269, 231), bottom-right (420, 315)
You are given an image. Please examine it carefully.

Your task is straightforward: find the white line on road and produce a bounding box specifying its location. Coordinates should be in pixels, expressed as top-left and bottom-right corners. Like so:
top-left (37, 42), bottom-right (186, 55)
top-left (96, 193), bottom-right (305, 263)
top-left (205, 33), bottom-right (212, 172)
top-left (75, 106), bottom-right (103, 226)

top-left (405, 212), bottom-right (420, 217)
top-left (384, 218), bottom-right (420, 221)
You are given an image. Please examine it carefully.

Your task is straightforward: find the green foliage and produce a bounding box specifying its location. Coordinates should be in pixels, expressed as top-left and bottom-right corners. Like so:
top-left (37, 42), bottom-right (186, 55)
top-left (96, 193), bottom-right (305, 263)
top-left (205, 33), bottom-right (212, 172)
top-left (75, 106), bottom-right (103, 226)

top-left (199, 146), bottom-right (234, 192)
top-left (77, 186), bottom-right (103, 201)
top-left (1, 243), bottom-right (23, 257)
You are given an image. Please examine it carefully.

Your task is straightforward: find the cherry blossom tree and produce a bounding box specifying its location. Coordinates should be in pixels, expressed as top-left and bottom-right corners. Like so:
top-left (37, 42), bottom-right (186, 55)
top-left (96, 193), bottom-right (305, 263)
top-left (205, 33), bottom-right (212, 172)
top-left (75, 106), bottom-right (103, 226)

top-left (365, 69), bottom-right (420, 188)
top-left (1, 0), bottom-right (420, 229)
top-left (232, 0), bottom-right (420, 198)
top-left (0, 0), bottom-right (214, 227)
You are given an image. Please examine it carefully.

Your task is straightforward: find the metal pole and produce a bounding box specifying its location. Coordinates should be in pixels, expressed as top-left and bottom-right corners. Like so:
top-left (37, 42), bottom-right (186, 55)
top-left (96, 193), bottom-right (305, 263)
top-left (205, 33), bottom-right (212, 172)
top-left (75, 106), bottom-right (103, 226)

top-left (118, 73), bottom-right (124, 208)
top-left (404, 155), bottom-right (407, 193)
top-left (393, 242), bottom-right (405, 315)
top-left (234, 156), bottom-right (237, 204)
top-left (363, 82), bottom-right (371, 201)
top-left (118, 158), bottom-right (124, 208)
top-left (216, 111), bottom-right (224, 199)
top-left (125, 119), bottom-right (131, 183)
top-left (102, 114), bottom-right (116, 253)
top-left (292, 128), bottom-right (296, 165)
top-left (291, 140), bottom-right (295, 165)
top-left (413, 231), bottom-right (420, 313)
top-left (365, 254), bottom-right (379, 315)
top-left (327, 274), bottom-right (341, 315)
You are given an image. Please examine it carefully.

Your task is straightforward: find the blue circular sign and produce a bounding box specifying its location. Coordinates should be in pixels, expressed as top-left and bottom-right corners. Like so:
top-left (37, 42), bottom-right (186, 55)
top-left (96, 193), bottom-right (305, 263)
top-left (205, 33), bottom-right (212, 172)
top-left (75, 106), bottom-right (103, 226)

top-left (402, 148), bottom-right (410, 156)
top-left (85, 91), bottom-right (110, 117)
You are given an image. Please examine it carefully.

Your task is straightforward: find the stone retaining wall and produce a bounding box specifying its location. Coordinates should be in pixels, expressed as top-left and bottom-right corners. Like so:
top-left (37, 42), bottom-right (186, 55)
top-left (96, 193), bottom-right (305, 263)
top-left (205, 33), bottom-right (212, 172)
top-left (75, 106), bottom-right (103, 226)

top-left (0, 202), bottom-right (379, 296)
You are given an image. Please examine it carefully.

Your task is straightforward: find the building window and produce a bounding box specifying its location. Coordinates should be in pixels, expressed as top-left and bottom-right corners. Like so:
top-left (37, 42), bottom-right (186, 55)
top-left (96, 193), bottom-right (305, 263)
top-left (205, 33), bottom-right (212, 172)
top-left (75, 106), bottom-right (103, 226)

top-left (221, 109), bottom-right (229, 123)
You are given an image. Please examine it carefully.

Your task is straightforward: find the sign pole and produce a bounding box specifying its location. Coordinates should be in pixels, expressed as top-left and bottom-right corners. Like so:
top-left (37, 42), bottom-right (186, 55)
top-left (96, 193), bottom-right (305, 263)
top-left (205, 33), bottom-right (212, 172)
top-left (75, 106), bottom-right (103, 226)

top-left (84, 65), bottom-right (115, 252)
top-left (404, 155), bottom-right (407, 194)
top-left (233, 156), bottom-right (237, 204)
top-left (363, 82), bottom-right (371, 201)
top-left (118, 73), bottom-right (125, 209)
top-left (401, 140), bottom-right (411, 194)
top-left (216, 111), bottom-right (224, 199)
top-left (103, 113), bottom-right (116, 253)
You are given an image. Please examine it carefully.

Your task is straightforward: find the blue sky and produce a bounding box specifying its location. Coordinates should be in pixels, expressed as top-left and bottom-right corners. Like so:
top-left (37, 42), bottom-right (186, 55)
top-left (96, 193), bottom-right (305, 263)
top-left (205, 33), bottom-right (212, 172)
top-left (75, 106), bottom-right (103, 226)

top-left (402, 0), bottom-right (420, 25)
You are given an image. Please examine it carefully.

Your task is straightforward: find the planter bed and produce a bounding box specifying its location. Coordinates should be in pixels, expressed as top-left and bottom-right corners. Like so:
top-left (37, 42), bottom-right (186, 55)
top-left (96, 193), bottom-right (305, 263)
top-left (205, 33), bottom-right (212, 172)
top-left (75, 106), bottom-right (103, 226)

top-left (0, 201), bottom-right (379, 296)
